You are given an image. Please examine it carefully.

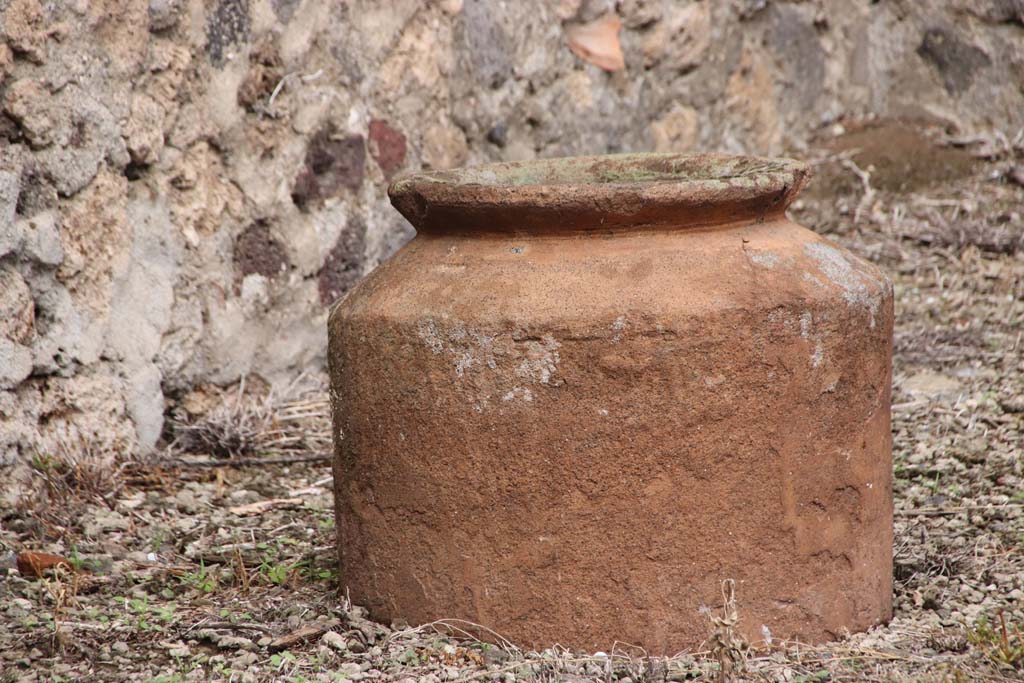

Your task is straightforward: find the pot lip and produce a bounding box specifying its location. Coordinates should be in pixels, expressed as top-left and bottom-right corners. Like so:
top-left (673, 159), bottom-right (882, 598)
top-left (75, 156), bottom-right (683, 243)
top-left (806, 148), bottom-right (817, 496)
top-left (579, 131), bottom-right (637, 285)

top-left (388, 152), bottom-right (812, 233)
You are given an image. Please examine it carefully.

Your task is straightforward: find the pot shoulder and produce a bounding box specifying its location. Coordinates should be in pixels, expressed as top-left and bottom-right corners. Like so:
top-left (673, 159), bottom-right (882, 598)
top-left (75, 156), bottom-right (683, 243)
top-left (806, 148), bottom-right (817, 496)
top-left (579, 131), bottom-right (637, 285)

top-left (330, 218), bottom-right (892, 333)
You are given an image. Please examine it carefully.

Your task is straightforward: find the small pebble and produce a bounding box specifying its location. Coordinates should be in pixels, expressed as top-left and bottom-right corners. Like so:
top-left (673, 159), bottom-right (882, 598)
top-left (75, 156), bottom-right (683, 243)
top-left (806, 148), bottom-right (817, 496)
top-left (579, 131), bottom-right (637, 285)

top-left (218, 636), bottom-right (256, 652)
top-left (7, 598), bottom-right (33, 616)
top-left (321, 630), bottom-right (347, 651)
top-left (233, 651), bottom-right (258, 667)
top-left (337, 663), bottom-right (361, 676)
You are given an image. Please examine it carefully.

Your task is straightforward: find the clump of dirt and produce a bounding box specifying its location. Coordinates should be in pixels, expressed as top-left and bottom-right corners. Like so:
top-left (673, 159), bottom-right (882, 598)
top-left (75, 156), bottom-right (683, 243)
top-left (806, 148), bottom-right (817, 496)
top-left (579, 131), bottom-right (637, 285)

top-left (808, 120), bottom-right (979, 197)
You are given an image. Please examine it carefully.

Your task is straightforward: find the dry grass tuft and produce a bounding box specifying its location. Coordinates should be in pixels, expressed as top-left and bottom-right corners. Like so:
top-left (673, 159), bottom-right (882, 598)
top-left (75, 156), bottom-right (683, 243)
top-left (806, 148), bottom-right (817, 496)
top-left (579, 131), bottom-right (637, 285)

top-left (4, 439), bottom-right (126, 545)
top-left (19, 439), bottom-right (124, 516)
top-left (24, 444), bottom-right (121, 506)
top-left (168, 373), bottom-right (331, 459)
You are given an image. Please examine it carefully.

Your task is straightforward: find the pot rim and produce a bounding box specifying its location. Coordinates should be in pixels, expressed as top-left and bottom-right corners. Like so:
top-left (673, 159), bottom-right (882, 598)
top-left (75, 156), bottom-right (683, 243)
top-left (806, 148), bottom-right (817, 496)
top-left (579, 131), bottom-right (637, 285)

top-left (388, 152), bottom-right (811, 234)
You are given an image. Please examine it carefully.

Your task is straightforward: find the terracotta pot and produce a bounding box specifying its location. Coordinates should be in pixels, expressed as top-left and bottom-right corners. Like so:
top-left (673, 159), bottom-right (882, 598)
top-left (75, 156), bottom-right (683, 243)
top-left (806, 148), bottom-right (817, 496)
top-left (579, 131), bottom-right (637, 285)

top-left (329, 153), bottom-right (893, 653)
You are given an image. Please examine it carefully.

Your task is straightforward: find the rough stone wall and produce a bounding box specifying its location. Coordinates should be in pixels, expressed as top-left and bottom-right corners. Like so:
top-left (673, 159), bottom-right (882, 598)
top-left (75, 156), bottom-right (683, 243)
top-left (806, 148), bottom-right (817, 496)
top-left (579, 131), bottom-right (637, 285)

top-left (0, 0), bottom-right (1021, 466)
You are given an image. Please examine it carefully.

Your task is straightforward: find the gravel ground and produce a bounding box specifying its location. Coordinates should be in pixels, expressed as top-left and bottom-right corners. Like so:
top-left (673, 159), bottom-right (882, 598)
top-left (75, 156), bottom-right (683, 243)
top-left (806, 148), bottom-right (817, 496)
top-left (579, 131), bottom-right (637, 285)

top-left (1, 123), bottom-right (1022, 682)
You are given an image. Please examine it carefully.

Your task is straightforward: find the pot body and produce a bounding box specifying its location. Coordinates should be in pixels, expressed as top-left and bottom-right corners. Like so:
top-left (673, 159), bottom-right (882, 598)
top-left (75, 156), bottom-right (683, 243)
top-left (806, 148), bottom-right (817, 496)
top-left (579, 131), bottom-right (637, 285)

top-left (329, 216), bottom-right (893, 652)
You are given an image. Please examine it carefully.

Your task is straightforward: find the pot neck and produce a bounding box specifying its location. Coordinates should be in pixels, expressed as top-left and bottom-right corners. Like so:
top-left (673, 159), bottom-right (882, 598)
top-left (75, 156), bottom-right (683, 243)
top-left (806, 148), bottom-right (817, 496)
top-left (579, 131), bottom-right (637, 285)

top-left (389, 153), bottom-right (810, 236)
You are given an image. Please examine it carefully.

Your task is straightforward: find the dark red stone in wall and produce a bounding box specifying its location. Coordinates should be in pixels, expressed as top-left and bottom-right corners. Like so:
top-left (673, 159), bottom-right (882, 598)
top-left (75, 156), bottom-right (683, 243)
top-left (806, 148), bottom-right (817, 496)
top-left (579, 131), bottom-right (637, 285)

top-left (318, 218), bottom-right (366, 306)
top-left (291, 128), bottom-right (366, 211)
top-left (234, 223), bottom-right (289, 280)
top-left (368, 119), bottom-right (407, 179)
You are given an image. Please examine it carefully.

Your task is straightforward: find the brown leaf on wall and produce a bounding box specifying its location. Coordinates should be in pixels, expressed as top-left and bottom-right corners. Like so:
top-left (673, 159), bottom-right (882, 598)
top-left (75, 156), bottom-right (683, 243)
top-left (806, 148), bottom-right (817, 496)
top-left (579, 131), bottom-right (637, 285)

top-left (565, 13), bottom-right (625, 72)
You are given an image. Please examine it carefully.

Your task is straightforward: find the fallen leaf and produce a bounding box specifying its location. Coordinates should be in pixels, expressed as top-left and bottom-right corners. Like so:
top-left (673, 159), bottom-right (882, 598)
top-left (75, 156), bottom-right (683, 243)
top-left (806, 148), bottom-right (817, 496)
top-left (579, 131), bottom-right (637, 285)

top-left (565, 13), bottom-right (625, 72)
top-left (228, 497), bottom-right (303, 516)
top-left (17, 551), bottom-right (73, 578)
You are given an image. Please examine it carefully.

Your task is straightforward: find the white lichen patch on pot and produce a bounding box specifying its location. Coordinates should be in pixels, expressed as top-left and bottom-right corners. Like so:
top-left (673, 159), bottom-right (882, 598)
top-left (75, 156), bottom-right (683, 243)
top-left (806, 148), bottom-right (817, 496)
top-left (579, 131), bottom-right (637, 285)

top-left (748, 249), bottom-right (795, 270)
top-left (513, 335), bottom-right (561, 385)
top-left (416, 319), bottom-right (561, 401)
top-left (416, 318), bottom-right (497, 375)
top-left (416, 319), bottom-right (446, 355)
top-left (749, 249), bottom-right (782, 268)
top-left (804, 242), bottom-right (886, 326)
top-left (502, 387), bottom-right (534, 402)
top-left (800, 311), bottom-right (825, 368)
top-left (811, 341), bottom-right (825, 368)
top-left (610, 315), bottom-right (628, 343)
